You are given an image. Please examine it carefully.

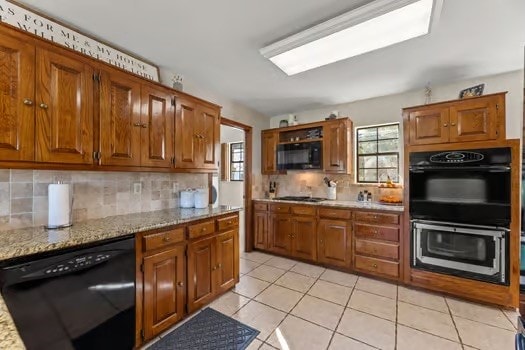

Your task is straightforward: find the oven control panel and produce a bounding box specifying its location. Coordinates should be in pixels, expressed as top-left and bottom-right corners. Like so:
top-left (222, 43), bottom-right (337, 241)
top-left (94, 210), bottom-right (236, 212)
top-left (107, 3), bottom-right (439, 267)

top-left (430, 151), bottom-right (484, 163)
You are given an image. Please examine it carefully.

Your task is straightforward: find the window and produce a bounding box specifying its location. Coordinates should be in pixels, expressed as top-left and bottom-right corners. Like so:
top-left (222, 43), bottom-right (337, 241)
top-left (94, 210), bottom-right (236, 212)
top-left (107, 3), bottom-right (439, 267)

top-left (356, 123), bottom-right (400, 183)
top-left (230, 142), bottom-right (244, 181)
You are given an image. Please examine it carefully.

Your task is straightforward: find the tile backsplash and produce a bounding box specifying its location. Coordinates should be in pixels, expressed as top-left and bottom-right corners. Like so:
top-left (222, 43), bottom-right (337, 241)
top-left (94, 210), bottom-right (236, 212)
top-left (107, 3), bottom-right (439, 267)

top-left (0, 170), bottom-right (208, 230)
top-left (263, 173), bottom-right (402, 201)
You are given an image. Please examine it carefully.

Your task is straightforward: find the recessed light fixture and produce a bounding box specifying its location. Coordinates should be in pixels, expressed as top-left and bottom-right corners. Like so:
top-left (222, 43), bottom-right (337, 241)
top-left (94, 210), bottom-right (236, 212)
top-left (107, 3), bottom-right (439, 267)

top-left (260, 0), bottom-right (442, 75)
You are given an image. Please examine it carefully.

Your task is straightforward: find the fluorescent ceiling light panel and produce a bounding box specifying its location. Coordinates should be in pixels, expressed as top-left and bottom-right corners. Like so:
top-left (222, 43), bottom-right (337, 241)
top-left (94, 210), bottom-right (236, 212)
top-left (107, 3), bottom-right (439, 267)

top-left (261, 0), bottom-right (439, 75)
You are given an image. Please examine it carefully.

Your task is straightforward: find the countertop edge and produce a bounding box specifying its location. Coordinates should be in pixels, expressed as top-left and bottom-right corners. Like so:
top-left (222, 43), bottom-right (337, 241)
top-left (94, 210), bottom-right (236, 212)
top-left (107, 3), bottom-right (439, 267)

top-left (252, 198), bottom-right (404, 212)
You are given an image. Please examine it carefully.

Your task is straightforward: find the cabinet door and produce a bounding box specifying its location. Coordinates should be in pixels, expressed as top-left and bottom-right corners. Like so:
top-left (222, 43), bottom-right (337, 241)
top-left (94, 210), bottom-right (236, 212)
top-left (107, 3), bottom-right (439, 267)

top-left (254, 211), bottom-right (268, 249)
top-left (174, 97), bottom-right (198, 168)
top-left (318, 219), bottom-right (351, 268)
top-left (407, 107), bottom-right (449, 145)
top-left (216, 229), bottom-right (239, 294)
top-left (140, 85), bottom-right (174, 167)
top-left (292, 216), bottom-right (317, 261)
top-left (268, 214), bottom-right (292, 255)
top-left (198, 104), bottom-right (219, 169)
top-left (99, 68), bottom-right (141, 166)
top-left (35, 47), bottom-right (93, 164)
top-left (143, 245), bottom-right (185, 340)
top-left (187, 236), bottom-right (216, 312)
top-left (323, 121), bottom-right (347, 173)
top-left (449, 96), bottom-right (499, 142)
top-left (262, 131), bottom-right (278, 174)
top-left (0, 34), bottom-right (35, 161)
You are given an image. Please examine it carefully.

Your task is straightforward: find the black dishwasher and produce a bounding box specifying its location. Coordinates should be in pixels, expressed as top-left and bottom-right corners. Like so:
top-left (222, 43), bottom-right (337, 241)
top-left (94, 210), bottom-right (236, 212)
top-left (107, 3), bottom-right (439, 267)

top-left (0, 235), bottom-right (135, 350)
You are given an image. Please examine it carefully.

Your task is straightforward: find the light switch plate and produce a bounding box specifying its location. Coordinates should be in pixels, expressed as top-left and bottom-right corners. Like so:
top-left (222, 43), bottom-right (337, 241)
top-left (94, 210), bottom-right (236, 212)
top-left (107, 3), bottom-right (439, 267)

top-left (133, 182), bottom-right (142, 194)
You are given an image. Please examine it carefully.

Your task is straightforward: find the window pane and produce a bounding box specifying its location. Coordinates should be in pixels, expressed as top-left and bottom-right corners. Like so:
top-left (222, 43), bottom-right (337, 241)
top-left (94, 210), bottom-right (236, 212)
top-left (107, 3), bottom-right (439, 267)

top-left (378, 125), bottom-right (399, 140)
top-left (232, 152), bottom-right (242, 162)
top-left (378, 139), bottom-right (399, 153)
top-left (357, 128), bottom-right (377, 142)
top-left (358, 155), bottom-right (377, 168)
top-left (358, 169), bottom-right (377, 182)
top-left (358, 140), bottom-right (377, 155)
top-left (379, 168), bottom-right (399, 182)
top-left (378, 154), bottom-right (398, 168)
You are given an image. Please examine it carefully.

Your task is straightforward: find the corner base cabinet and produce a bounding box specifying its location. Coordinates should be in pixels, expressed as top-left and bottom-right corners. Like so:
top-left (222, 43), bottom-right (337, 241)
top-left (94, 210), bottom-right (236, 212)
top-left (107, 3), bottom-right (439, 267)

top-left (136, 212), bottom-right (239, 346)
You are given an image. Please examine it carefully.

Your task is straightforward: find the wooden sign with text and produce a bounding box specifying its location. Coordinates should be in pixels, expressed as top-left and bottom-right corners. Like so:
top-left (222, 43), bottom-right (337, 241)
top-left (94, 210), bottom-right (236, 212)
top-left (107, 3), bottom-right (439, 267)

top-left (0, 0), bottom-right (160, 81)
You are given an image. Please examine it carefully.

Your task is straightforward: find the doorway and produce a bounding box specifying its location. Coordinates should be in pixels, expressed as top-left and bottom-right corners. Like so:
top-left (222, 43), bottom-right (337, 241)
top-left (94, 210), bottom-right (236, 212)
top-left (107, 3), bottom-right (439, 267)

top-left (217, 117), bottom-right (253, 253)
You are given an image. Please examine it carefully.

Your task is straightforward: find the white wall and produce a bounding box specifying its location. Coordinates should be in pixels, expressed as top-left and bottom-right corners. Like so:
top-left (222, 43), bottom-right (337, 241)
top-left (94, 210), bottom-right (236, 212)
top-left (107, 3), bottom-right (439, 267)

top-left (271, 70), bottom-right (524, 136)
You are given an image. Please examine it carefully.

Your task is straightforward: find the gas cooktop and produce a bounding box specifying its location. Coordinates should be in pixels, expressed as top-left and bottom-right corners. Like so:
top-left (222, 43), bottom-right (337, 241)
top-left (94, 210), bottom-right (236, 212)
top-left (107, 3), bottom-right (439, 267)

top-left (274, 196), bottom-right (327, 203)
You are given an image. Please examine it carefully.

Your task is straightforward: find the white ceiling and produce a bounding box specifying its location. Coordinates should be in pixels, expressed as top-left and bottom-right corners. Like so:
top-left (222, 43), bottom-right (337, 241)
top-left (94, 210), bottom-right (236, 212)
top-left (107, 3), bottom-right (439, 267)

top-left (18, 0), bottom-right (525, 116)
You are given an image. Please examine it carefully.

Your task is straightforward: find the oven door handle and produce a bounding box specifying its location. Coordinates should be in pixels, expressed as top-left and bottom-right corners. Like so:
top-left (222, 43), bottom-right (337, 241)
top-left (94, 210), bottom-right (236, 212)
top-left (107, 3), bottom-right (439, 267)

top-left (409, 165), bottom-right (510, 172)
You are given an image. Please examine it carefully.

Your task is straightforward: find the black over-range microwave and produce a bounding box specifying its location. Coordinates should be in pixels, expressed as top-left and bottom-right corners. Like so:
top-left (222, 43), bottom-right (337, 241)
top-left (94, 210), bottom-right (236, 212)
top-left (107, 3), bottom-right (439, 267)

top-left (277, 141), bottom-right (322, 170)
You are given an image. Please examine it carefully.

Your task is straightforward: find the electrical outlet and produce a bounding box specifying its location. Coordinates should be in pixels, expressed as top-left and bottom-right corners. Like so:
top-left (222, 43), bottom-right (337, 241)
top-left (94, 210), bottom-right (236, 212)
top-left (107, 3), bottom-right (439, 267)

top-left (172, 182), bottom-right (179, 193)
top-left (133, 182), bottom-right (142, 194)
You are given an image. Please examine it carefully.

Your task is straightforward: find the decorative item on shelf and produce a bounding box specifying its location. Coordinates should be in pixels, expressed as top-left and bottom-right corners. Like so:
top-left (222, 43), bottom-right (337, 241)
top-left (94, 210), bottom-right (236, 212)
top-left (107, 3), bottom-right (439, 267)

top-left (424, 82), bottom-right (432, 104)
top-left (287, 114), bottom-right (295, 126)
top-left (172, 74), bottom-right (184, 91)
top-left (279, 119), bottom-right (289, 128)
top-left (326, 110), bottom-right (338, 120)
top-left (378, 176), bottom-right (403, 204)
top-left (459, 83), bottom-right (484, 98)
top-left (269, 181), bottom-right (276, 199)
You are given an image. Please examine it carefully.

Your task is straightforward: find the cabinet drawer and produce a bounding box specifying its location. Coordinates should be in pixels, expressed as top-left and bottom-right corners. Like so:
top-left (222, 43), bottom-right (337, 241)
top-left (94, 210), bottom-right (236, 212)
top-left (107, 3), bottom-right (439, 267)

top-left (254, 202), bottom-right (268, 211)
top-left (354, 211), bottom-right (399, 225)
top-left (355, 239), bottom-right (399, 260)
top-left (270, 204), bottom-right (291, 213)
top-left (354, 224), bottom-right (399, 242)
top-left (319, 207), bottom-right (351, 220)
top-left (291, 205), bottom-right (316, 216)
top-left (355, 255), bottom-right (399, 278)
top-left (188, 220), bottom-right (216, 239)
top-left (217, 215), bottom-right (239, 231)
top-left (143, 228), bottom-right (185, 251)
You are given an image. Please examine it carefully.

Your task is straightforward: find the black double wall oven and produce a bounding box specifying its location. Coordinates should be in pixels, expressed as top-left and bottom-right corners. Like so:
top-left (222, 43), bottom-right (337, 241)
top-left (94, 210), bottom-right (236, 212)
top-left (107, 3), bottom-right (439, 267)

top-left (409, 147), bottom-right (511, 285)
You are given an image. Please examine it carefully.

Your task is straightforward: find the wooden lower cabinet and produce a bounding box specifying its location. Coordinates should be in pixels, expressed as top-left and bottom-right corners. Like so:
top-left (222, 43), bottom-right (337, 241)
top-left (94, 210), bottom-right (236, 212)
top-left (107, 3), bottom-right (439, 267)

top-left (268, 214), bottom-right (293, 255)
top-left (292, 216), bottom-right (317, 260)
top-left (253, 211), bottom-right (268, 249)
top-left (138, 213), bottom-right (240, 345)
top-left (318, 219), bottom-right (351, 268)
top-left (187, 236), bottom-right (216, 312)
top-left (143, 244), bottom-right (185, 340)
top-left (187, 228), bottom-right (239, 312)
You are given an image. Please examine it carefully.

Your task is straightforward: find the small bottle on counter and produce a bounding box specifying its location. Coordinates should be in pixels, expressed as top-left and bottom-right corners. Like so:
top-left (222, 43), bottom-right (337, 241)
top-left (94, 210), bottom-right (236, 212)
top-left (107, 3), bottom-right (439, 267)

top-left (367, 191), bottom-right (372, 202)
top-left (357, 191), bottom-right (364, 201)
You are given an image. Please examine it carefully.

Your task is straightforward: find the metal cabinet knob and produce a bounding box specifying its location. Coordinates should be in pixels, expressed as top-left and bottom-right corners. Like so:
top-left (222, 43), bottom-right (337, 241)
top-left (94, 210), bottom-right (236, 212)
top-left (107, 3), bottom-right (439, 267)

top-left (141, 123), bottom-right (147, 128)
top-left (212, 266), bottom-right (217, 271)
top-left (163, 236), bottom-right (171, 242)
top-left (450, 122), bottom-right (456, 126)
top-left (177, 281), bottom-right (184, 287)
top-left (201, 227), bottom-right (207, 232)
top-left (133, 122), bottom-right (142, 127)
top-left (372, 263), bottom-right (378, 268)
top-left (23, 98), bottom-right (33, 106)
top-left (217, 263), bottom-right (222, 269)
top-left (443, 123), bottom-right (448, 127)
top-left (39, 103), bottom-right (48, 109)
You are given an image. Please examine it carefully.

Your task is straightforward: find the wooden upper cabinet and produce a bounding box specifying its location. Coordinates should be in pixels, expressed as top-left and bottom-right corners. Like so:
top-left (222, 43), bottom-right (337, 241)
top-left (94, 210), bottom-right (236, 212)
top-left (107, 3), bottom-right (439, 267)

top-left (261, 130), bottom-right (278, 174)
top-left (405, 92), bottom-right (506, 146)
top-left (143, 245), bottom-right (185, 340)
top-left (197, 105), bottom-right (219, 169)
top-left (0, 33), bottom-right (35, 162)
top-left (174, 97), bottom-right (197, 168)
top-left (99, 68), bottom-right (142, 166)
top-left (323, 120), bottom-right (351, 174)
top-left (35, 47), bottom-right (93, 164)
top-left (318, 219), bottom-right (351, 268)
top-left (140, 86), bottom-right (174, 168)
top-left (407, 106), bottom-right (449, 145)
top-left (449, 94), bottom-right (502, 142)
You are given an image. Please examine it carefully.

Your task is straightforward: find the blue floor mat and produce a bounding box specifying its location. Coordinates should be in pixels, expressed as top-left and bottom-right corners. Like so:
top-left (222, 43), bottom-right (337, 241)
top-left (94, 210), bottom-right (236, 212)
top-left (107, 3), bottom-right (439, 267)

top-left (148, 308), bottom-right (260, 350)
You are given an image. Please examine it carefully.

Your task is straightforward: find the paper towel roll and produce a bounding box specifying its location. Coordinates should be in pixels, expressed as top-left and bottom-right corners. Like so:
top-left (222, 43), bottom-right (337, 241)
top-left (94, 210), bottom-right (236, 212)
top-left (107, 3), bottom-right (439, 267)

top-left (48, 184), bottom-right (72, 228)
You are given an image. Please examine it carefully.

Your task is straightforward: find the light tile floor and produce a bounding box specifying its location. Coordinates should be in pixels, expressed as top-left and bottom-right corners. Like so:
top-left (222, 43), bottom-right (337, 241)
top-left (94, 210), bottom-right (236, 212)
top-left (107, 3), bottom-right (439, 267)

top-left (145, 251), bottom-right (518, 350)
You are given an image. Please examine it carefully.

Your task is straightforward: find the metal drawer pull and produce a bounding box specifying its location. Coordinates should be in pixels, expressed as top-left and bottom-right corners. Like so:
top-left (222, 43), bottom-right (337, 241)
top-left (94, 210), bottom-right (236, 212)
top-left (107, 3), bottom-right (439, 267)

top-left (443, 123), bottom-right (448, 127)
top-left (39, 103), bottom-right (48, 109)
top-left (201, 227), bottom-right (207, 232)
top-left (134, 122), bottom-right (142, 127)
top-left (23, 98), bottom-right (33, 105)
top-left (141, 123), bottom-right (148, 128)
top-left (177, 281), bottom-right (184, 287)
top-left (372, 263), bottom-right (378, 268)
top-left (163, 236), bottom-right (171, 242)
top-left (227, 221), bottom-right (232, 224)
top-left (451, 122), bottom-right (456, 126)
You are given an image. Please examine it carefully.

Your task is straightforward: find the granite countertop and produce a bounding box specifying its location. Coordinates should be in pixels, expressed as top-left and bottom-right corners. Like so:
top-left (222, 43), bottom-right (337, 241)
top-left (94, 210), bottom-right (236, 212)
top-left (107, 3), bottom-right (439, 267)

top-left (0, 205), bottom-right (240, 350)
top-left (253, 198), bottom-right (404, 212)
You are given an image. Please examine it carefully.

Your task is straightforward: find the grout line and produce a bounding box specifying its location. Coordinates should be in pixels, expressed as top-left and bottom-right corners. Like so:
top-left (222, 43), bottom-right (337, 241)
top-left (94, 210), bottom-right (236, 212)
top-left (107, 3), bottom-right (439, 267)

top-left (394, 281), bottom-right (398, 350)
top-left (501, 308), bottom-right (518, 330)
top-left (326, 276), bottom-right (358, 349)
top-left (444, 297), bottom-right (465, 348)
